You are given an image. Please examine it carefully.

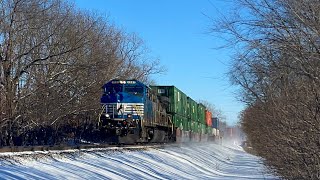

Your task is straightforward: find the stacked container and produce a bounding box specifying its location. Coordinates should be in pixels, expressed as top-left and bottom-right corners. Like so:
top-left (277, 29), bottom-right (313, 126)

top-left (191, 121), bottom-right (199, 133)
top-left (205, 110), bottom-right (212, 127)
top-left (200, 123), bottom-right (207, 134)
top-left (197, 103), bottom-right (206, 123)
top-left (152, 85), bottom-right (218, 140)
top-left (188, 97), bottom-right (199, 133)
top-left (207, 126), bottom-right (212, 135)
top-left (187, 97), bottom-right (198, 122)
top-left (151, 86), bottom-right (189, 130)
top-left (212, 117), bottom-right (219, 129)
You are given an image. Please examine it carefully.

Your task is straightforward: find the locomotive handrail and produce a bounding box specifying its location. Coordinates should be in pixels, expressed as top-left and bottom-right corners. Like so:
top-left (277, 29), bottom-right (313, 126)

top-left (98, 104), bottom-right (106, 126)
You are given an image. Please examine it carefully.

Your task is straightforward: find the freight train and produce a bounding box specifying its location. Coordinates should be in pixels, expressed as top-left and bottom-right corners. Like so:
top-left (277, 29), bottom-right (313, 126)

top-left (99, 79), bottom-right (220, 144)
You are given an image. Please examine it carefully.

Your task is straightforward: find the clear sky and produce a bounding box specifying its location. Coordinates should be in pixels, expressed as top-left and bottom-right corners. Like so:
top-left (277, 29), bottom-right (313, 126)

top-left (73, 0), bottom-right (243, 125)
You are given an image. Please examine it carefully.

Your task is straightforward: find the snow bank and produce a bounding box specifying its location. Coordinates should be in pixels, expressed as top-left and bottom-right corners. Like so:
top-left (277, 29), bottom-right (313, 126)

top-left (0, 143), bottom-right (278, 179)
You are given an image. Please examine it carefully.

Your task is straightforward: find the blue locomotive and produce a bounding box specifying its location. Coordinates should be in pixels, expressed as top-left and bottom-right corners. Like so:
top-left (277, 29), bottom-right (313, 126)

top-left (99, 79), bottom-right (174, 143)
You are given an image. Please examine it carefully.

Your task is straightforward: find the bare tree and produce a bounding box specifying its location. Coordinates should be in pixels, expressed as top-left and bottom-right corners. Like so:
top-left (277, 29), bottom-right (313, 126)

top-left (0, 0), bottom-right (86, 145)
top-left (211, 0), bottom-right (320, 179)
top-left (0, 0), bottom-right (164, 146)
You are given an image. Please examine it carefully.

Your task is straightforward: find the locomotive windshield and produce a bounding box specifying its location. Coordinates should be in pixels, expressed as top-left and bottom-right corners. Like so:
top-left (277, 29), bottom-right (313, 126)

top-left (105, 86), bottom-right (123, 94)
top-left (104, 84), bottom-right (143, 96)
top-left (124, 86), bottom-right (144, 96)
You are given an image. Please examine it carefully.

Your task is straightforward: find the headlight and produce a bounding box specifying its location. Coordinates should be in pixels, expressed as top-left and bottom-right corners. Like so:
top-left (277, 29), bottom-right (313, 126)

top-left (105, 114), bottom-right (110, 118)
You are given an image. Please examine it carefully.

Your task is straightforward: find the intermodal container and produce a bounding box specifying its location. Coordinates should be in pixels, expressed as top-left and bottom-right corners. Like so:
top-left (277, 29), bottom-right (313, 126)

top-left (197, 103), bottom-right (206, 122)
top-left (212, 117), bottom-right (219, 129)
top-left (216, 129), bottom-right (220, 137)
top-left (151, 86), bottom-right (188, 116)
top-left (205, 110), bottom-right (212, 126)
top-left (207, 126), bottom-right (212, 135)
top-left (212, 128), bottom-right (217, 136)
top-left (172, 114), bottom-right (184, 129)
top-left (200, 123), bottom-right (207, 134)
top-left (151, 86), bottom-right (189, 128)
top-left (187, 121), bottom-right (192, 131)
top-left (181, 116), bottom-right (190, 131)
top-left (191, 121), bottom-right (200, 133)
top-left (187, 97), bottom-right (198, 122)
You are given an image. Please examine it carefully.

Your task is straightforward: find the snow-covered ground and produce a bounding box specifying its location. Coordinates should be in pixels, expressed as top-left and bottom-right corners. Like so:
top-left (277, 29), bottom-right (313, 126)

top-left (0, 142), bottom-right (278, 179)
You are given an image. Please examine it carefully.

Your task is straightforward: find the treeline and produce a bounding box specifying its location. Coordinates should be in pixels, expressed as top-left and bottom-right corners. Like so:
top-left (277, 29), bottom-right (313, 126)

top-left (213, 0), bottom-right (320, 179)
top-left (0, 0), bottom-right (162, 146)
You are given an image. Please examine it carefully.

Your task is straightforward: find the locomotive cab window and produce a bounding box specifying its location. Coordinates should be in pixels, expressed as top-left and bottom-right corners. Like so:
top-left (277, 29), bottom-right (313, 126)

top-left (105, 86), bottom-right (123, 94)
top-left (125, 86), bottom-right (144, 96)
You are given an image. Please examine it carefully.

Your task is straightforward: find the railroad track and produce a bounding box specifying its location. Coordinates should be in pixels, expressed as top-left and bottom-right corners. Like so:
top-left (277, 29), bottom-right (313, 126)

top-left (0, 142), bottom-right (176, 154)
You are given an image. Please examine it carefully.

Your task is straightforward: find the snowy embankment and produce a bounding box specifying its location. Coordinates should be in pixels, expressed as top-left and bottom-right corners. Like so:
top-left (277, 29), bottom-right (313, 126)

top-left (0, 143), bottom-right (278, 179)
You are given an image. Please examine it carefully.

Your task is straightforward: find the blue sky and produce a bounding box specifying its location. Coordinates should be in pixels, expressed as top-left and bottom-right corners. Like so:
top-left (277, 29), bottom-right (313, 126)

top-left (73, 0), bottom-right (243, 125)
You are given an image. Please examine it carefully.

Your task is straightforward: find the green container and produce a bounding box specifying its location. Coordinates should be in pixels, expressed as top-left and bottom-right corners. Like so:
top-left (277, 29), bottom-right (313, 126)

top-left (173, 114), bottom-right (189, 130)
top-left (187, 121), bottom-right (192, 131)
top-left (207, 126), bottom-right (212, 135)
top-left (151, 86), bottom-right (189, 128)
top-left (197, 103), bottom-right (206, 123)
top-left (191, 121), bottom-right (201, 133)
top-left (190, 121), bottom-right (196, 133)
top-left (183, 117), bottom-right (190, 131)
top-left (200, 123), bottom-right (207, 134)
top-left (151, 86), bottom-right (188, 116)
top-left (187, 97), bottom-right (198, 122)
top-left (172, 115), bottom-right (181, 128)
